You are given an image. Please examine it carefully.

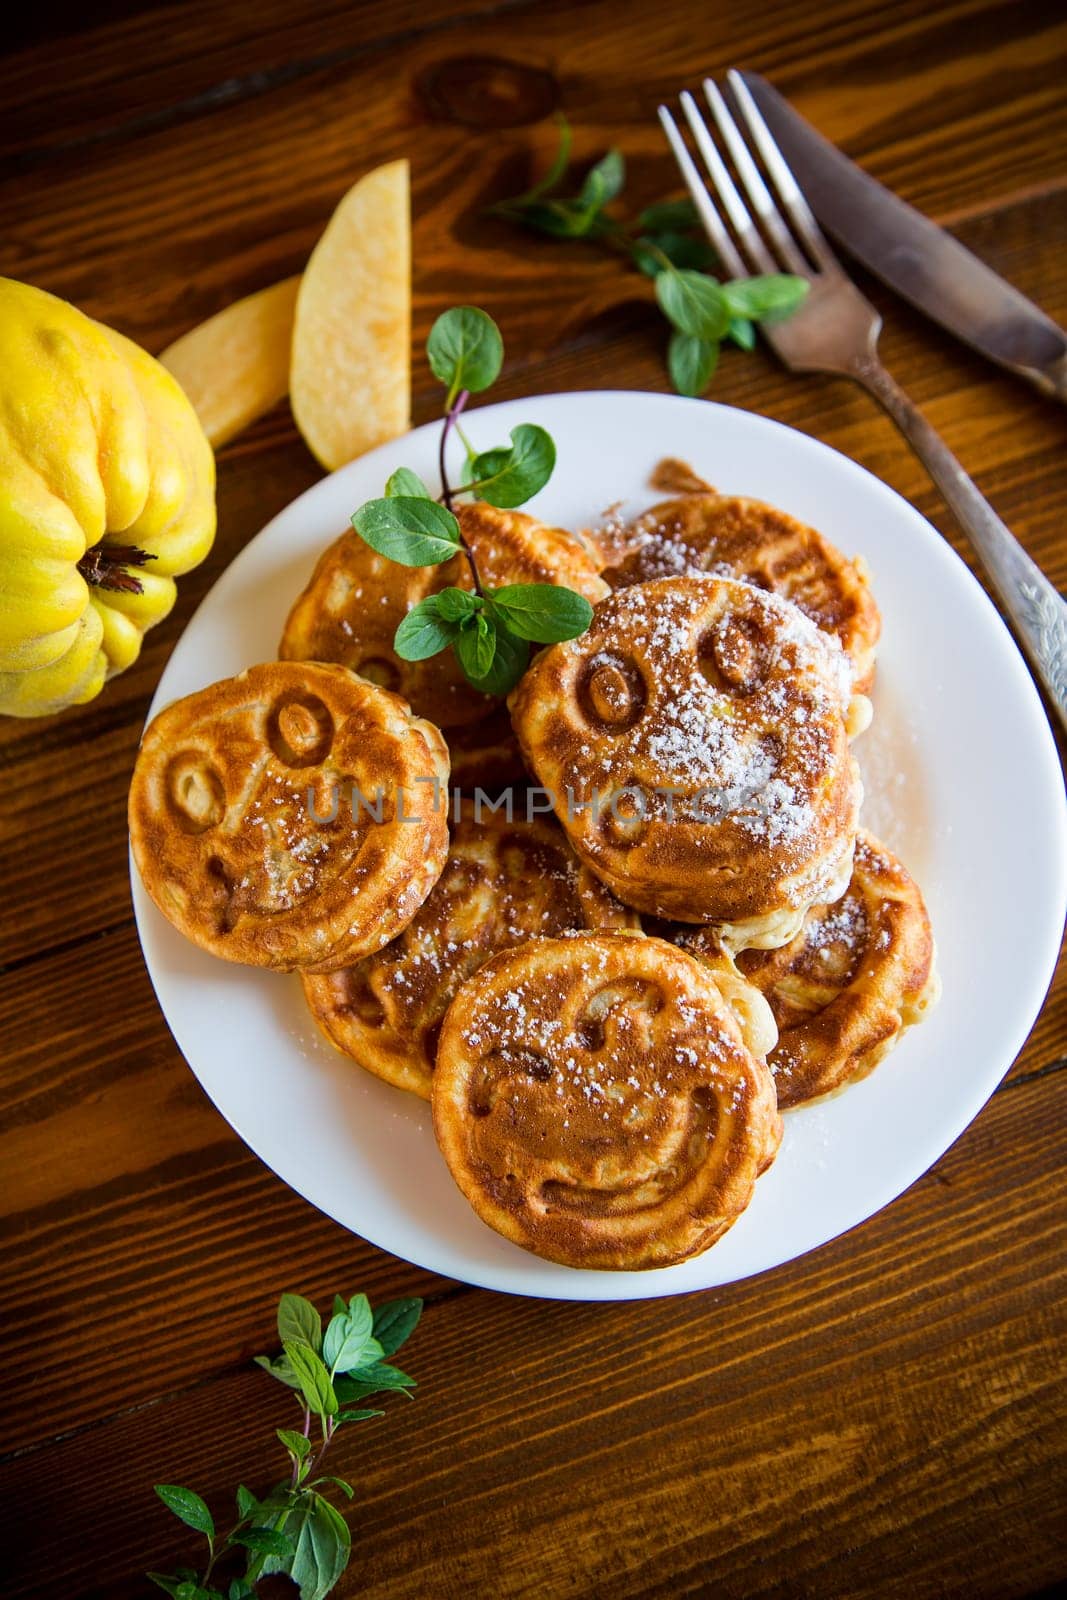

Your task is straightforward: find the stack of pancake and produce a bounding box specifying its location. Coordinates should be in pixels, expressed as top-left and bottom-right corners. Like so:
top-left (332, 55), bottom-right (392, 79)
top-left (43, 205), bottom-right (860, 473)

top-left (130, 483), bottom-right (939, 1272)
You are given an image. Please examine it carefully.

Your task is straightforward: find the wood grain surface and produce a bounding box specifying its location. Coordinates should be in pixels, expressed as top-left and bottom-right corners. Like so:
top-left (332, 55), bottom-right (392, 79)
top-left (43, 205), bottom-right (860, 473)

top-left (1, 1), bottom-right (1065, 1596)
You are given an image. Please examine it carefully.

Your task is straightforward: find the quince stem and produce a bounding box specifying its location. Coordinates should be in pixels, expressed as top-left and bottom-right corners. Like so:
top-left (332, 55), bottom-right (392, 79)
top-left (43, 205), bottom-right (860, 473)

top-left (77, 541), bottom-right (157, 594)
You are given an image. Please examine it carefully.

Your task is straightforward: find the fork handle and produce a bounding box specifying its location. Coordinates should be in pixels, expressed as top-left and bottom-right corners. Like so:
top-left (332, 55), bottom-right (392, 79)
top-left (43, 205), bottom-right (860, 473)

top-left (851, 358), bottom-right (1067, 733)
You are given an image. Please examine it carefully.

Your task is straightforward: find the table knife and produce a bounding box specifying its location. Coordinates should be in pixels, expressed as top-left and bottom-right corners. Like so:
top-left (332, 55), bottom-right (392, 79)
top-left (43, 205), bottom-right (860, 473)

top-left (738, 71), bottom-right (1067, 401)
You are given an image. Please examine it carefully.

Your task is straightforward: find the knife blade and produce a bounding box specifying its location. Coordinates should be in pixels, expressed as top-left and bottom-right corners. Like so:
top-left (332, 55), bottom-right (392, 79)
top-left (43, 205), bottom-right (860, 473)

top-left (737, 71), bottom-right (1067, 401)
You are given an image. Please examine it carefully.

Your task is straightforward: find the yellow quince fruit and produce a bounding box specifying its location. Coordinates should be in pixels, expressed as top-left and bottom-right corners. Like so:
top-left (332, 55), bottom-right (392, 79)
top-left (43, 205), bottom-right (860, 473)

top-left (0, 277), bottom-right (216, 717)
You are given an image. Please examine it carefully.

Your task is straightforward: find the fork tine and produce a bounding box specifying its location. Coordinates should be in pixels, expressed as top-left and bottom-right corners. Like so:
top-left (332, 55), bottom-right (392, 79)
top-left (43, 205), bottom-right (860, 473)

top-left (678, 90), bottom-right (776, 276)
top-left (657, 105), bottom-right (746, 278)
top-left (701, 80), bottom-right (809, 276)
top-left (725, 70), bottom-right (836, 270)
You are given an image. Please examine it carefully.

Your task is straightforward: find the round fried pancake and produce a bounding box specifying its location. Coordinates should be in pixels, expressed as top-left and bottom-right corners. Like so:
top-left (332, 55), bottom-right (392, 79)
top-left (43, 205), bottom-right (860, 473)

top-left (508, 576), bottom-right (865, 947)
top-left (603, 493), bottom-right (880, 694)
top-left (433, 933), bottom-right (782, 1270)
top-left (279, 501), bottom-right (608, 731)
top-left (129, 661), bottom-right (450, 972)
top-left (445, 707), bottom-right (528, 793)
top-left (303, 808), bottom-right (639, 1099)
top-left (695, 832), bottom-right (938, 1107)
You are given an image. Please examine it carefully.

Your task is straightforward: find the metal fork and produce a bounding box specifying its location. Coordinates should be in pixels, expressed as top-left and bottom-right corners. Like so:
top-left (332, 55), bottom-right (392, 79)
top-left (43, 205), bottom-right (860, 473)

top-left (659, 72), bottom-right (1067, 732)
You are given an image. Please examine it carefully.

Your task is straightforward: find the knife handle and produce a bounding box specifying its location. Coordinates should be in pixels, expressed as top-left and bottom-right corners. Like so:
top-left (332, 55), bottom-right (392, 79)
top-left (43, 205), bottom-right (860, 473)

top-left (852, 359), bottom-right (1067, 735)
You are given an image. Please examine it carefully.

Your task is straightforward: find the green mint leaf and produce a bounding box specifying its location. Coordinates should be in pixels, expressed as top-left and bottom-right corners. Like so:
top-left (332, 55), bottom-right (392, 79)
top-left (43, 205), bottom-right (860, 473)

top-left (394, 598), bottom-right (458, 661)
top-left (726, 316), bottom-right (757, 351)
top-left (668, 331), bottom-right (719, 397)
top-left (147, 1578), bottom-right (186, 1598)
top-left (254, 1352), bottom-right (302, 1390)
top-left (154, 1485), bottom-right (215, 1540)
top-left (337, 1407), bottom-right (385, 1421)
top-left (277, 1294), bottom-right (322, 1354)
top-left (632, 231), bottom-right (716, 278)
top-left (277, 1428), bottom-right (311, 1462)
top-left (340, 1361), bottom-right (417, 1394)
top-left (518, 203), bottom-right (579, 236)
top-left (721, 274), bottom-right (809, 322)
top-left (655, 269), bottom-right (729, 341)
top-left (303, 1495), bottom-right (352, 1600)
top-left (312, 1476), bottom-right (355, 1499)
top-left (332, 1358), bottom-right (412, 1401)
top-left (332, 1295), bottom-right (347, 1316)
top-left (579, 148), bottom-right (625, 209)
top-left (427, 306), bottom-right (503, 397)
top-left (434, 586), bottom-right (480, 623)
top-left (630, 238), bottom-right (669, 279)
top-left (283, 1340), bottom-right (338, 1421)
top-left (353, 497), bottom-right (462, 567)
top-left (488, 584), bottom-right (593, 643)
top-left (515, 113), bottom-right (572, 204)
top-left (455, 612), bottom-right (497, 683)
top-left (630, 238), bottom-right (664, 279)
top-left (333, 1377), bottom-right (387, 1403)
top-left (251, 1491), bottom-right (351, 1600)
top-left (637, 198), bottom-right (701, 232)
top-left (385, 467), bottom-right (431, 500)
top-left (468, 423), bottom-right (555, 508)
top-left (346, 1293), bottom-right (375, 1340)
top-left (467, 623), bottom-right (529, 696)
top-left (229, 1583), bottom-right (256, 1600)
top-left (231, 1528), bottom-right (295, 1558)
top-left (323, 1295), bottom-right (377, 1373)
top-left (564, 196), bottom-right (609, 235)
top-left (371, 1297), bottom-right (423, 1357)
top-left (496, 198), bottom-right (610, 239)
top-left (235, 1485), bottom-right (258, 1520)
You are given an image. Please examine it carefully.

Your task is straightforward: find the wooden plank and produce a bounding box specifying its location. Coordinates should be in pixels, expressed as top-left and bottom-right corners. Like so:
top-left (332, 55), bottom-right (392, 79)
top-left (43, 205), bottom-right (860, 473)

top-left (1, 0), bottom-right (1064, 338)
top-left (0, 921), bottom-right (455, 1456)
top-left (0, 0), bottom-right (547, 160)
top-left (4, 1069), bottom-right (1063, 1598)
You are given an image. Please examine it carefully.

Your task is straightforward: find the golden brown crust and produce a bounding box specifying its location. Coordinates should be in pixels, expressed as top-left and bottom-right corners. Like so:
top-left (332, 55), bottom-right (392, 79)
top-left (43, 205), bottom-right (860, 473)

top-left (433, 933), bottom-right (782, 1270)
top-left (508, 576), bottom-right (863, 939)
top-left (279, 502), bottom-right (608, 731)
top-left (303, 808), bottom-right (640, 1099)
top-left (723, 832), bottom-right (939, 1106)
top-left (603, 494), bottom-right (881, 694)
top-left (129, 661), bottom-right (450, 971)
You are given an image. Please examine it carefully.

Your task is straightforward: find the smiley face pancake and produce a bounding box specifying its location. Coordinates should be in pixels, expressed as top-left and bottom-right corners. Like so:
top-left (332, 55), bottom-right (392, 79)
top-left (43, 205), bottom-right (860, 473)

top-left (279, 501), bottom-right (608, 732)
top-left (432, 932), bottom-right (782, 1270)
top-left (693, 832), bottom-right (939, 1107)
top-left (303, 807), bottom-right (639, 1099)
top-left (129, 661), bottom-right (450, 972)
top-left (508, 577), bottom-right (865, 948)
top-left (603, 493), bottom-right (881, 694)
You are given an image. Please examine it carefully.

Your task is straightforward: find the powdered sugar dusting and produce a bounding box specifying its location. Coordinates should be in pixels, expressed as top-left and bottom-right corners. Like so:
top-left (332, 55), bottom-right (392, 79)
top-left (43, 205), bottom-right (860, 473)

top-left (577, 581), bottom-right (850, 859)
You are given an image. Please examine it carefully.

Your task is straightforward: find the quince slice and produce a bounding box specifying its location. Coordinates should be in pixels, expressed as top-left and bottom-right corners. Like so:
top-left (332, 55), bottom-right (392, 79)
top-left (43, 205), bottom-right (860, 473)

top-left (291, 159), bottom-right (411, 470)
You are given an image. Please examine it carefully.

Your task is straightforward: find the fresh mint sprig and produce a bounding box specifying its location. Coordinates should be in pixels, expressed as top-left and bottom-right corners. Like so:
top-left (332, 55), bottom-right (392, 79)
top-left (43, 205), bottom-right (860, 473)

top-left (350, 305), bottom-right (592, 697)
top-left (489, 117), bottom-right (809, 395)
top-left (149, 1289), bottom-right (422, 1600)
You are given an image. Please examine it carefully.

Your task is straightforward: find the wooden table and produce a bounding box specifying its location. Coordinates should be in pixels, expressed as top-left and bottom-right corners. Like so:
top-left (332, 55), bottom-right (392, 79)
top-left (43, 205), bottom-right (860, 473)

top-left (2, 2), bottom-right (1065, 1595)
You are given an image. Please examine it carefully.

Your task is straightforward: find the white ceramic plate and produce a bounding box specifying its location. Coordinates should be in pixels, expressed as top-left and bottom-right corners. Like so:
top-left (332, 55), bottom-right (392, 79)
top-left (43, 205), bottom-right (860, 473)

top-left (131, 391), bottom-right (1067, 1301)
